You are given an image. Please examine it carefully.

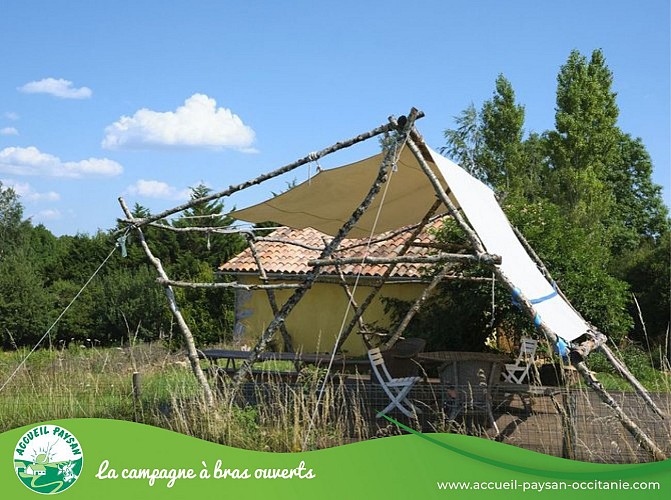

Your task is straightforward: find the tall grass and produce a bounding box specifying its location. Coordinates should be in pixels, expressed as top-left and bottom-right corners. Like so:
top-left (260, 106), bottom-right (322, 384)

top-left (1, 342), bottom-right (670, 461)
top-left (0, 344), bottom-right (370, 452)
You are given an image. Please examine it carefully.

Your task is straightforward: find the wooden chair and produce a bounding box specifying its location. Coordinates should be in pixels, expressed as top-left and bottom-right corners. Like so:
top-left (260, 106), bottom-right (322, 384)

top-left (501, 337), bottom-right (538, 384)
top-left (368, 347), bottom-right (422, 418)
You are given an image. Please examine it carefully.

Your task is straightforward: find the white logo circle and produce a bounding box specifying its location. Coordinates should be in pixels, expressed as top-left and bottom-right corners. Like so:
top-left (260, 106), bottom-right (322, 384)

top-left (13, 424), bottom-right (83, 494)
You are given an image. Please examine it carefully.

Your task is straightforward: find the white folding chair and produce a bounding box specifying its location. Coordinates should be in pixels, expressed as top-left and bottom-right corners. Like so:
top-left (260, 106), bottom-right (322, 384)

top-left (368, 348), bottom-right (421, 418)
top-left (501, 337), bottom-right (538, 384)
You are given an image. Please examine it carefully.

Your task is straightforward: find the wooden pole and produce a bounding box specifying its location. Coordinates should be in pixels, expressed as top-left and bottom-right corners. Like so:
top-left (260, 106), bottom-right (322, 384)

top-left (132, 372), bottom-right (141, 404)
top-left (550, 391), bottom-right (576, 460)
top-left (308, 252), bottom-right (501, 268)
top-left (334, 201), bottom-right (443, 352)
top-left (246, 235), bottom-right (297, 356)
top-left (384, 266), bottom-right (454, 349)
top-left (114, 113), bottom-right (423, 234)
top-left (231, 109), bottom-right (421, 388)
top-left (132, 371), bottom-right (141, 422)
top-left (599, 344), bottom-right (666, 418)
top-left (571, 357), bottom-right (667, 461)
top-left (156, 278), bottom-right (302, 290)
top-left (118, 197), bottom-right (215, 407)
top-left (132, 223), bottom-right (256, 235)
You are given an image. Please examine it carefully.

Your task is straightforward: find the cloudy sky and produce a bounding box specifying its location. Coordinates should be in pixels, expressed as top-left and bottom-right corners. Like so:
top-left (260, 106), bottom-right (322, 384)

top-left (0, 1), bottom-right (668, 235)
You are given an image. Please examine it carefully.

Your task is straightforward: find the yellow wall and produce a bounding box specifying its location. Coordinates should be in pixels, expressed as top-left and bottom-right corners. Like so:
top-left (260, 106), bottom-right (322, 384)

top-left (233, 277), bottom-right (425, 356)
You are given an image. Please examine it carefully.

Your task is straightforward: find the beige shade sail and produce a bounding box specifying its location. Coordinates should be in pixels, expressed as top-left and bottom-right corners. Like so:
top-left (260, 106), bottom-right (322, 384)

top-left (231, 146), bottom-right (451, 239)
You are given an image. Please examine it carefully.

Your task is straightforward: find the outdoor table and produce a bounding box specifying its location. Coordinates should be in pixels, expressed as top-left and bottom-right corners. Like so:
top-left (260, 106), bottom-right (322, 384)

top-left (417, 351), bottom-right (510, 388)
top-left (198, 349), bottom-right (368, 372)
top-left (417, 351), bottom-right (511, 431)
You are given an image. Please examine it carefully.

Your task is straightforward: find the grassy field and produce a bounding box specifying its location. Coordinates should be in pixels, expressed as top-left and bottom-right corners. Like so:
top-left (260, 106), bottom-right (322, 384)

top-left (0, 344), bottom-right (371, 452)
top-left (1, 343), bottom-right (669, 456)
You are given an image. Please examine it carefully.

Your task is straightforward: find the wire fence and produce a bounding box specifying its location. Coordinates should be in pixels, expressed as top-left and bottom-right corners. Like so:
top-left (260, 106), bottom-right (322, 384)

top-left (1, 346), bottom-right (669, 462)
top-left (232, 378), bottom-right (671, 463)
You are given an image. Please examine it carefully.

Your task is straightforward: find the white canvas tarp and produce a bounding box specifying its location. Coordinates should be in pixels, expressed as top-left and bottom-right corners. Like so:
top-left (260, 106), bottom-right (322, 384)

top-left (231, 145), bottom-right (590, 342)
top-left (428, 150), bottom-right (589, 343)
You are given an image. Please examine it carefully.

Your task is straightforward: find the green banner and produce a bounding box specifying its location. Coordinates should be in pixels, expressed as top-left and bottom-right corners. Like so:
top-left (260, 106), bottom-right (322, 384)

top-left (1, 419), bottom-right (668, 499)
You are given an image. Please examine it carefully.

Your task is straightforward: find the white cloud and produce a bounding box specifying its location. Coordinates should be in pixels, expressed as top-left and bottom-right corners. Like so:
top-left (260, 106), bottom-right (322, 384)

top-left (33, 209), bottom-right (62, 221)
top-left (1, 179), bottom-right (60, 202)
top-left (4, 112), bottom-right (19, 120)
top-left (126, 179), bottom-right (190, 200)
top-left (102, 93), bottom-right (256, 151)
top-left (0, 146), bottom-right (123, 177)
top-left (18, 78), bottom-right (92, 99)
top-left (0, 127), bottom-right (18, 136)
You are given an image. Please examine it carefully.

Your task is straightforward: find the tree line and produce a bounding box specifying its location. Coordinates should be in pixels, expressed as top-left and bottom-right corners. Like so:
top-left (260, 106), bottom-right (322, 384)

top-left (388, 49), bottom-right (669, 364)
top-left (1, 49), bottom-right (668, 360)
top-left (0, 183), bottom-right (246, 349)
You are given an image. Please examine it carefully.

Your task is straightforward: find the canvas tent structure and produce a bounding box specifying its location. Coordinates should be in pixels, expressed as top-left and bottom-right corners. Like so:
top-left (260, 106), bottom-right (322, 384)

top-left (117, 108), bottom-right (666, 460)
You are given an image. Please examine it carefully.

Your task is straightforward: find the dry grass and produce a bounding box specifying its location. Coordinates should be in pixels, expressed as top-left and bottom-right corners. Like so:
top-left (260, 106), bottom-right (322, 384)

top-left (1, 343), bottom-right (670, 461)
top-left (0, 344), bottom-right (371, 452)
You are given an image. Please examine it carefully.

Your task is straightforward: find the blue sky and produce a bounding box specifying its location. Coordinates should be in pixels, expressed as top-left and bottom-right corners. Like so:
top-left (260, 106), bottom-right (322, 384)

top-left (0, 0), bottom-right (668, 236)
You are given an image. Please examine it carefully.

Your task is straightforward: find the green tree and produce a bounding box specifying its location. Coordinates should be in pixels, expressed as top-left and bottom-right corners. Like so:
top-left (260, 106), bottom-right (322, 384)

top-left (173, 183), bottom-right (245, 270)
top-left (616, 230), bottom-right (671, 346)
top-left (518, 132), bottom-right (549, 202)
top-left (504, 196), bottom-right (632, 339)
top-left (48, 278), bottom-right (102, 346)
top-left (606, 133), bottom-right (669, 255)
top-left (437, 54), bottom-right (643, 344)
top-left (96, 266), bottom-right (172, 343)
top-left (1, 182), bottom-right (30, 257)
top-left (0, 184), bottom-right (53, 348)
top-left (0, 252), bottom-right (53, 348)
top-left (546, 49), bottom-right (619, 228)
top-left (440, 103), bottom-right (485, 182)
top-left (479, 74), bottom-right (526, 193)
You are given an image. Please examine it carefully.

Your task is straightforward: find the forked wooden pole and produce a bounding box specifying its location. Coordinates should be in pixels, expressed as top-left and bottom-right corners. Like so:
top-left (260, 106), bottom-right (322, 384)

top-left (118, 198), bottom-right (215, 407)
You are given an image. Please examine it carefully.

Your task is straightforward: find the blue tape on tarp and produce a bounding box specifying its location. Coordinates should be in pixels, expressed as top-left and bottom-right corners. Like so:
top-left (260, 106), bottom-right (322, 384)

top-left (511, 282), bottom-right (558, 307)
top-left (555, 336), bottom-right (569, 362)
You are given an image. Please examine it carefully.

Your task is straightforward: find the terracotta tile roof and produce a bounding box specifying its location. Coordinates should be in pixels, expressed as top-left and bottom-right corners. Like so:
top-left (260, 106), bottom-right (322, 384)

top-left (219, 219), bottom-right (444, 279)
